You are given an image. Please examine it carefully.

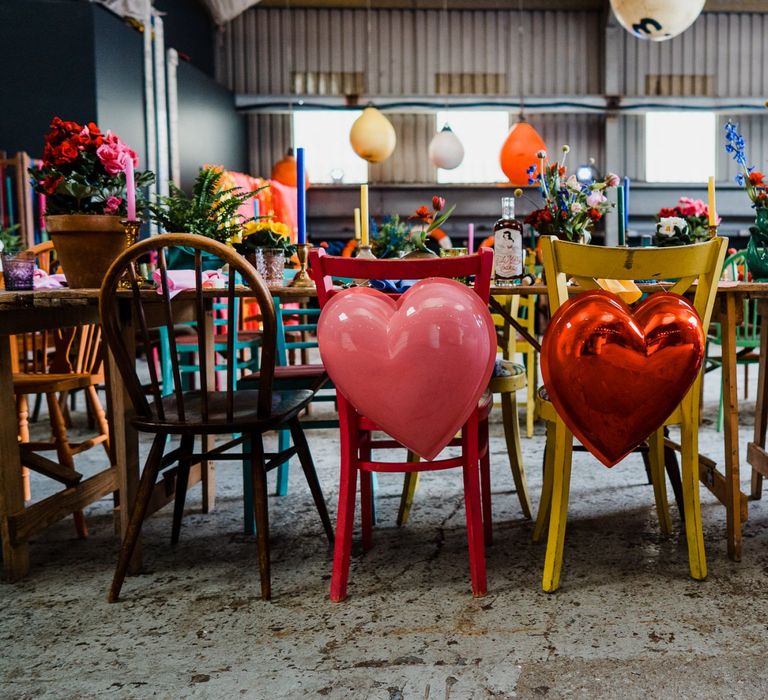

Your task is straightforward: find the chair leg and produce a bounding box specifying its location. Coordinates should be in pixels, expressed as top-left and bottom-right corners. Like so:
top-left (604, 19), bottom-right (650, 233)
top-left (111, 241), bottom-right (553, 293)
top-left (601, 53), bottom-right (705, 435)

top-left (274, 428), bottom-right (291, 496)
top-left (86, 385), bottom-right (111, 458)
top-left (647, 429), bottom-right (672, 536)
top-left (680, 402), bottom-right (707, 581)
top-left (330, 403), bottom-right (359, 602)
top-left (501, 391), bottom-right (532, 519)
top-left (532, 421), bottom-right (555, 542)
top-left (526, 349), bottom-right (536, 439)
top-left (462, 413), bottom-right (487, 597)
top-left (360, 470), bottom-right (374, 552)
top-left (242, 436), bottom-right (255, 536)
top-left (662, 428), bottom-right (685, 524)
top-left (108, 433), bottom-right (166, 603)
top-left (396, 452), bottom-right (420, 526)
top-left (45, 392), bottom-right (87, 539)
top-left (171, 434), bottom-right (195, 545)
top-left (17, 394), bottom-right (32, 503)
top-left (479, 417), bottom-right (493, 546)
top-left (288, 417), bottom-right (334, 544)
top-left (542, 419), bottom-right (573, 593)
top-left (250, 433), bottom-right (272, 601)
top-left (31, 393), bottom-right (42, 423)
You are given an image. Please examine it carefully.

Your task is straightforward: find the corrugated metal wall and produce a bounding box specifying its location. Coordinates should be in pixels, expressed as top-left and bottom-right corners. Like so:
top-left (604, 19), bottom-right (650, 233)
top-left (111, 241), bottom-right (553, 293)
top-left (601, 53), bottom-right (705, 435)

top-left (219, 8), bottom-right (603, 96)
top-left (228, 9), bottom-right (768, 185)
top-left (618, 13), bottom-right (768, 97)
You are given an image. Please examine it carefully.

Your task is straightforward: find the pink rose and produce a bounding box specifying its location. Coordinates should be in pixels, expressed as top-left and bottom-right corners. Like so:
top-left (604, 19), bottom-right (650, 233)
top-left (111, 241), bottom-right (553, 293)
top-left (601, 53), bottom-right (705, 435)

top-left (104, 196), bottom-right (122, 214)
top-left (97, 131), bottom-right (138, 175)
top-left (605, 173), bottom-right (620, 187)
top-left (586, 191), bottom-right (606, 207)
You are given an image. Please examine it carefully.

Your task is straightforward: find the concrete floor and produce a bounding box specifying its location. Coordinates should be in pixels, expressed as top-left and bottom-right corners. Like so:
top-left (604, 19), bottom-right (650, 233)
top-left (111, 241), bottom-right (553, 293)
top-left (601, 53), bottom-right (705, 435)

top-left (4, 368), bottom-right (768, 699)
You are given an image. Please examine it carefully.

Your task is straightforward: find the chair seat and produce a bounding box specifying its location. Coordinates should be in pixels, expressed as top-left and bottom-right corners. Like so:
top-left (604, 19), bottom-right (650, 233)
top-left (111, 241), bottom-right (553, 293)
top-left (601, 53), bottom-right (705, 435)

top-left (13, 372), bottom-right (95, 394)
top-left (240, 364), bottom-right (330, 391)
top-left (488, 361), bottom-right (526, 394)
top-left (133, 388), bottom-right (314, 433)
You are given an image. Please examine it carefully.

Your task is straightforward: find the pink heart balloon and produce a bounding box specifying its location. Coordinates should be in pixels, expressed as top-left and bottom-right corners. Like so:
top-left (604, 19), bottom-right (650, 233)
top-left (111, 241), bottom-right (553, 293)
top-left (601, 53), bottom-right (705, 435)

top-left (318, 279), bottom-right (497, 460)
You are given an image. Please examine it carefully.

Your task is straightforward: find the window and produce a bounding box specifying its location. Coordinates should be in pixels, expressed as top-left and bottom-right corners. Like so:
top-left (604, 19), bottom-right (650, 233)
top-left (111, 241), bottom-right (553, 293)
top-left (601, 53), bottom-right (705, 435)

top-left (435, 111), bottom-right (508, 184)
top-left (645, 112), bottom-right (716, 183)
top-left (292, 111), bottom-right (368, 184)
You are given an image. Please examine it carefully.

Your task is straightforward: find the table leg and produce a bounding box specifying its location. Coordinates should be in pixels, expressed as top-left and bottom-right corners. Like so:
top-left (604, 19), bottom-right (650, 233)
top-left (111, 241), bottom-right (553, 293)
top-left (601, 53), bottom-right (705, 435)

top-left (105, 309), bottom-right (142, 574)
top-left (202, 304), bottom-right (215, 513)
top-left (749, 299), bottom-right (768, 499)
top-left (721, 295), bottom-right (742, 562)
top-left (0, 335), bottom-right (30, 580)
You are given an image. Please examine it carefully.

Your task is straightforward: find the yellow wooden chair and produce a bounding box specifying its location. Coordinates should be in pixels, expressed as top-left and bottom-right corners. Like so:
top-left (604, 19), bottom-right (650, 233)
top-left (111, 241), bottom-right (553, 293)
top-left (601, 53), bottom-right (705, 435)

top-left (397, 297), bottom-right (532, 525)
top-left (533, 236), bottom-right (727, 593)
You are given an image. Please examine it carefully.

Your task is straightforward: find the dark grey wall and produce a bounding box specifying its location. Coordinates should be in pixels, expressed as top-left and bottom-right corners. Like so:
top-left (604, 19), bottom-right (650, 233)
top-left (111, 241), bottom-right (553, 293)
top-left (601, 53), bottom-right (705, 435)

top-left (0, 0), bottom-right (98, 157)
top-left (93, 6), bottom-right (147, 168)
top-left (155, 0), bottom-right (215, 77)
top-left (176, 61), bottom-right (247, 191)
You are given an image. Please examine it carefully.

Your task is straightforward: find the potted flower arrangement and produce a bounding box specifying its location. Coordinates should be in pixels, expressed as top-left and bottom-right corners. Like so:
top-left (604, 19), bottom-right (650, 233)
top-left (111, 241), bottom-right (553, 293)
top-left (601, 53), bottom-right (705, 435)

top-left (148, 166), bottom-right (256, 269)
top-left (231, 219), bottom-right (295, 287)
top-left (523, 146), bottom-right (619, 243)
top-left (29, 117), bottom-right (154, 288)
top-left (654, 197), bottom-right (718, 246)
top-left (370, 196), bottom-right (455, 258)
top-left (724, 120), bottom-right (768, 278)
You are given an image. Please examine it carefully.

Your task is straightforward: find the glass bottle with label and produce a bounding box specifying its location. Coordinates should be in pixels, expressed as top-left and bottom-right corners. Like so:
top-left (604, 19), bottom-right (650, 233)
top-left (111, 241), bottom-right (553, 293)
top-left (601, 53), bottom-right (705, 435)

top-left (493, 196), bottom-right (523, 286)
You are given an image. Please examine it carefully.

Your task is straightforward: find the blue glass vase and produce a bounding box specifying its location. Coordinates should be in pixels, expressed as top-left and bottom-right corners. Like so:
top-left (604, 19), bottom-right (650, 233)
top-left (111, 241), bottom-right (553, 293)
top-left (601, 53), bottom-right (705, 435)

top-left (746, 208), bottom-right (768, 281)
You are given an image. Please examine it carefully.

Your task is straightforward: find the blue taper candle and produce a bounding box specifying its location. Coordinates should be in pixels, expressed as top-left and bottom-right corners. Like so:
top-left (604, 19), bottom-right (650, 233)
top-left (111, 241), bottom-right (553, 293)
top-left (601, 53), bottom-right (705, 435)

top-left (296, 147), bottom-right (306, 245)
top-left (616, 185), bottom-right (625, 246)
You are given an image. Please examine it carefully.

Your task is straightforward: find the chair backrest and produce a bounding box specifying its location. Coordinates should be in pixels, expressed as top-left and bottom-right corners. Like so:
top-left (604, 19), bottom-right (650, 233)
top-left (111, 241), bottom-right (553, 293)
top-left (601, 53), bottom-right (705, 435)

top-left (27, 240), bottom-right (57, 274)
top-left (100, 234), bottom-right (277, 423)
top-left (309, 248), bottom-right (494, 308)
top-left (273, 298), bottom-right (320, 365)
top-left (540, 237), bottom-right (728, 335)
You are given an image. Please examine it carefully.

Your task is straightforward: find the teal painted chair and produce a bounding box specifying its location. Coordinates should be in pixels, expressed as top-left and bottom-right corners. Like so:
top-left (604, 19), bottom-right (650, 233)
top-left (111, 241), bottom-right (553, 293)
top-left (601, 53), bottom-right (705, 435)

top-left (707, 251), bottom-right (761, 431)
top-left (239, 294), bottom-right (378, 535)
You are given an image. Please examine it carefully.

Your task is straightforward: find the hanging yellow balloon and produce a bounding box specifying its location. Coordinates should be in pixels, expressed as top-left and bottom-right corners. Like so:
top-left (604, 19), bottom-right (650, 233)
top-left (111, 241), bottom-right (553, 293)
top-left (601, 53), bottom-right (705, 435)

top-left (609, 0), bottom-right (705, 41)
top-left (349, 107), bottom-right (397, 163)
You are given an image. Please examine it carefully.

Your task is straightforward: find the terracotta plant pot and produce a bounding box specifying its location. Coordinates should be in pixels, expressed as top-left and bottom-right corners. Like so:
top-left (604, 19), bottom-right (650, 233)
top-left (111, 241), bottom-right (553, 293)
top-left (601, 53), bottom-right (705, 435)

top-left (45, 214), bottom-right (126, 289)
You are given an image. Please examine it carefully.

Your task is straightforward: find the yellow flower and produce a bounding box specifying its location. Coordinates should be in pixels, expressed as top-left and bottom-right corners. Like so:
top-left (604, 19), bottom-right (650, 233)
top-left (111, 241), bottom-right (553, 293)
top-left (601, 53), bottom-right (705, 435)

top-left (242, 219), bottom-right (291, 239)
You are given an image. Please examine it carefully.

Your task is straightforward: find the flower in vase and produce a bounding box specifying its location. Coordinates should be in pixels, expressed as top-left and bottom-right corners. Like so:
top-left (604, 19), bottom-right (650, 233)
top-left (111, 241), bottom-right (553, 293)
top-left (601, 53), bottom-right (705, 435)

top-left (657, 217), bottom-right (688, 237)
top-left (586, 191), bottom-right (606, 207)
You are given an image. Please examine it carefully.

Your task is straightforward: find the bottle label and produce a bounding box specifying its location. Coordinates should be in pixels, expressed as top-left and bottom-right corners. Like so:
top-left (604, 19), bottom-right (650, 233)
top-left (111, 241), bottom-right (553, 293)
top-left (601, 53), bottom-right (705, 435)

top-left (494, 227), bottom-right (523, 278)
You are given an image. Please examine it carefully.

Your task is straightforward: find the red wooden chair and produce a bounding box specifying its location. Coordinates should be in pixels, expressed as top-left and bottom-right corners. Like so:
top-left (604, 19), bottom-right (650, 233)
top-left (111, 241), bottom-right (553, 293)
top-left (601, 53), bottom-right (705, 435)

top-left (309, 248), bottom-right (495, 600)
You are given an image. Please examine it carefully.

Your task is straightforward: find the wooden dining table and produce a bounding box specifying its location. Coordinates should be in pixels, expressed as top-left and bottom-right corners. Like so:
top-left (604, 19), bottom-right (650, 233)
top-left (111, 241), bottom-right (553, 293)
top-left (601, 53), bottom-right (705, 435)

top-left (0, 280), bottom-right (763, 581)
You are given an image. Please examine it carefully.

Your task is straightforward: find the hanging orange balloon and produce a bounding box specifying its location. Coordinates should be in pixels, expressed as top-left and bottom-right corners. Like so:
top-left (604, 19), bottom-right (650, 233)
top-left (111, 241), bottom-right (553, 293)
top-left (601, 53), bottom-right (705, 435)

top-left (271, 148), bottom-right (310, 188)
top-left (499, 120), bottom-right (547, 186)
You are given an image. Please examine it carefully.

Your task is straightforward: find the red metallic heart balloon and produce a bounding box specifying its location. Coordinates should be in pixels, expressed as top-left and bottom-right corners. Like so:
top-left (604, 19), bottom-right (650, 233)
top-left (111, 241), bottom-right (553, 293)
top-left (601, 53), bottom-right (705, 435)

top-left (541, 290), bottom-right (705, 467)
top-left (317, 279), bottom-right (497, 461)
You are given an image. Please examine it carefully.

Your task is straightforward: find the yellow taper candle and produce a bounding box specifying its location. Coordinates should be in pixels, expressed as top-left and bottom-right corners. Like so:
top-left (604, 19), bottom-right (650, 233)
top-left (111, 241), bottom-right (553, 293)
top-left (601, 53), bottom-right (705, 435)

top-left (360, 185), bottom-right (369, 246)
top-left (354, 207), bottom-right (361, 240)
top-left (708, 175), bottom-right (717, 227)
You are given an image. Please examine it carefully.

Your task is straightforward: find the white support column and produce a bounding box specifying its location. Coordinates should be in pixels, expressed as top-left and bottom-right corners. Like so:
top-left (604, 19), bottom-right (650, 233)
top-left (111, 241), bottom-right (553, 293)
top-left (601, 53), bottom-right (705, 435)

top-left (604, 9), bottom-right (622, 247)
top-left (166, 48), bottom-right (180, 188)
top-left (143, 11), bottom-right (157, 235)
top-left (153, 14), bottom-right (170, 200)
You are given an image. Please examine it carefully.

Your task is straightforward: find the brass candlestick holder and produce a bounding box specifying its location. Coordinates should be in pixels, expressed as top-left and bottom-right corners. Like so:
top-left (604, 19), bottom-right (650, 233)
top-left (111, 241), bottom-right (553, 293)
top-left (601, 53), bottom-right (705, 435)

top-left (119, 219), bottom-right (144, 289)
top-left (289, 243), bottom-right (315, 288)
top-left (709, 224), bottom-right (719, 239)
top-left (354, 243), bottom-right (376, 286)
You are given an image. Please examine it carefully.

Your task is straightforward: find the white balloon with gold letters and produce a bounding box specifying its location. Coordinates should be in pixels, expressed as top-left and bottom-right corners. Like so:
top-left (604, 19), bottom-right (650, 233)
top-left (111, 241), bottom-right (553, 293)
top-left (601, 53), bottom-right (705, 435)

top-left (610, 0), bottom-right (705, 41)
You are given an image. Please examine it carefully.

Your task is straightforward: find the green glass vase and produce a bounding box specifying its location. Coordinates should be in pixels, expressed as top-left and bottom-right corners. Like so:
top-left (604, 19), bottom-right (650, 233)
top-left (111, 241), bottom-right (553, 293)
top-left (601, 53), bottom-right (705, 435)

top-left (746, 208), bottom-right (768, 281)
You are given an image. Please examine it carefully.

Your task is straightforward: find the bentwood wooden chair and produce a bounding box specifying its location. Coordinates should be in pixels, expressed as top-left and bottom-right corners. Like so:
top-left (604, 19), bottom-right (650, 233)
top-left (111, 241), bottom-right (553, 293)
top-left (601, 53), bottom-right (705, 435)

top-left (100, 234), bottom-right (333, 602)
top-left (533, 236), bottom-right (727, 593)
top-left (310, 248), bottom-right (495, 600)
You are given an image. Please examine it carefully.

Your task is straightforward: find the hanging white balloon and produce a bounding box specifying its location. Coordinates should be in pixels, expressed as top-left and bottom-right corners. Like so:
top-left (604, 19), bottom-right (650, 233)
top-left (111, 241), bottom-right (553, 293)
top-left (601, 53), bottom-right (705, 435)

top-left (429, 124), bottom-right (465, 170)
top-left (609, 0), bottom-right (705, 41)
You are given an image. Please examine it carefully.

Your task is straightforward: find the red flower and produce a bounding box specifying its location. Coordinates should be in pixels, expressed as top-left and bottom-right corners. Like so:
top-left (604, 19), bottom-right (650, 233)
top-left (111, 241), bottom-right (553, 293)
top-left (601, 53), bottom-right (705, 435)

top-left (51, 141), bottom-right (78, 165)
top-left (749, 171), bottom-right (765, 186)
top-left (412, 205), bottom-right (431, 221)
top-left (658, 207), bottom-right (681, 219)
top-left (558, 166), bottom-right (566, 177)
top-left (541, 209), bottom-right (553, 223)
top-left (42, 174), bottom-right (63, 195)
top-left (588, 208), bottom-right (602, 222)
top-left (432, 196), bottom-right (445, 212)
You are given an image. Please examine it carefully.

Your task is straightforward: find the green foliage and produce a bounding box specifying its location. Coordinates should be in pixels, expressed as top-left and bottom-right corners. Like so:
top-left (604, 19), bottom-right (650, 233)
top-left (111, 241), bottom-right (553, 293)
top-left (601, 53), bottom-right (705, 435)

top-left (0, 224), bottom-right (21, 254)
top-left (371, 215), bottom-right (414, 258)
top-left (148, 168), bottom-right (255, 243)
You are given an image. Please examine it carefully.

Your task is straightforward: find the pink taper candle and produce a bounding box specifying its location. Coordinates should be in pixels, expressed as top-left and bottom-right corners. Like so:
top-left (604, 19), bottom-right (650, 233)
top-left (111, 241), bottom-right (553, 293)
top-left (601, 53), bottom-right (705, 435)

top-left (125, 160), bottom-right (136, 220)
top-left (467, 223), bottom-right (474, 253)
